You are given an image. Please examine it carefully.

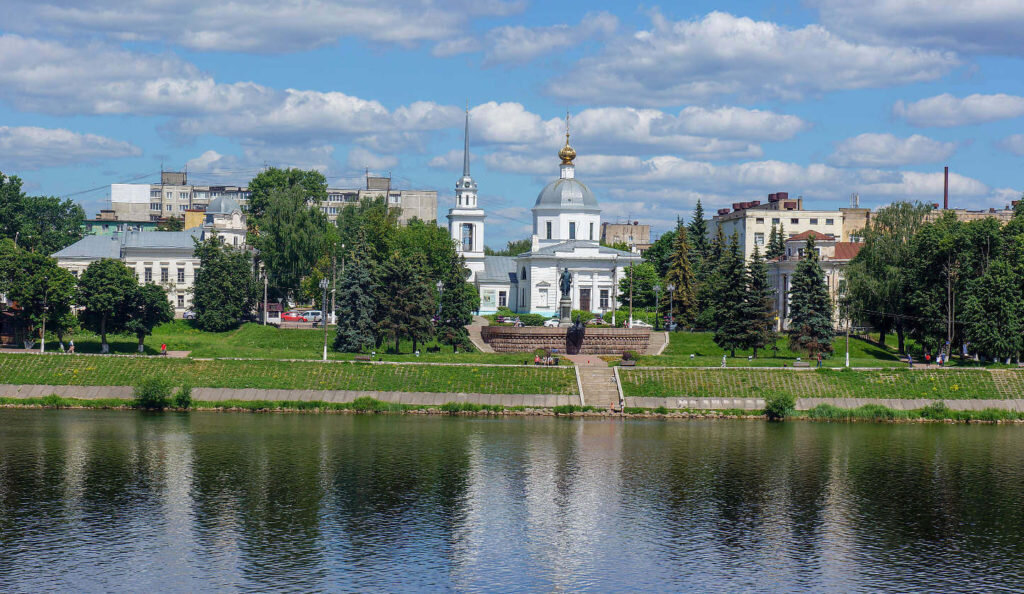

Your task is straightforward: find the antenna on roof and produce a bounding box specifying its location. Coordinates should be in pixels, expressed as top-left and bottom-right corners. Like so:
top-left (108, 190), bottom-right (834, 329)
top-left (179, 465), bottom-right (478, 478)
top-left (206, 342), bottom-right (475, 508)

top-left (850, 192), bottom-right (859, 208)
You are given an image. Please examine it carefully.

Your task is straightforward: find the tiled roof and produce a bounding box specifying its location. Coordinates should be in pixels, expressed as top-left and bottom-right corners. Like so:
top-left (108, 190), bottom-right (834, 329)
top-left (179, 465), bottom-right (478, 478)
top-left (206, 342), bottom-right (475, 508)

top-left (833, 242), bottom-right (864, 260)
top-left (786, 230), bottom-right (835, 242)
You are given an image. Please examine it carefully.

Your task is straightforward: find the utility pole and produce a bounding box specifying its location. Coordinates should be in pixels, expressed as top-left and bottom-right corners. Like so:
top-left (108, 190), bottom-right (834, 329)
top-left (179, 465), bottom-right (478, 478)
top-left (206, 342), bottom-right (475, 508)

top-left (263, 268), bottom-right (268, 325)
top-left (653, 284), bottom-right (661, 330)
top-left (40, 276), bottom-right (48, 353)
top-left (628, 252), bottom-right (634, 328)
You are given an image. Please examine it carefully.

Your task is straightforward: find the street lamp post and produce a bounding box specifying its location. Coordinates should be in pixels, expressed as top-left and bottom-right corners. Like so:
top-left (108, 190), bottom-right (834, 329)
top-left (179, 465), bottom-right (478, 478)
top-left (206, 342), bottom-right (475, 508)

top-left (320, 278), bottom-right (329, 361)
top-left (653, 284), bottom-right (661, 330)
top-left (666, 283), bottom-right (675, 331)
top-left (436, 280), bottom-right (444, 320)
top-left (628, 246), bottom-right (634, 327)
top-left (40, 275), bottom-right (48, 353)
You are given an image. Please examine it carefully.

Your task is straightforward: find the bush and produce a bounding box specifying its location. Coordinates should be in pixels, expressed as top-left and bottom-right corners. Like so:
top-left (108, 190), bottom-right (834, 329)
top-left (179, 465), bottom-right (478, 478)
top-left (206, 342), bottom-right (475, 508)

top-left (133, 377), bottom-right (173, 410)
top-left (622, 350), bottom-right (639, 361)
top-left (570, 310), bottom-right (596, 323)
top-left (763, 390), bottom-right (796, 421)
top-left (174, 384), bottom-right (193, 409)
top-left (653, 406), bottom-right (669, 415)
top-left (920, 401), bottom-right (949, 420)
top-left (553, 404), bottom-right (597, 415)
top-left (41, 394), bottom-right (67, 408)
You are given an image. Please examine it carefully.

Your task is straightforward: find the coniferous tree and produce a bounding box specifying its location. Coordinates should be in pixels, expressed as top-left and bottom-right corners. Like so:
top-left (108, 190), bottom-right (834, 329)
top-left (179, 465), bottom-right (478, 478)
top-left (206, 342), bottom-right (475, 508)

top-left (437, 252), bottom-right (479, 352)
top-left (334, 242), bottom-right (378, 353)
top-left (788, 236), bottom-right (835, 357)
top-left (766, 224), bottom-right (784, 259)
top-left (687, 199), bottom-right (708, 265)
top-left (711, 233), bottom-right (747, 357)
top-left (663, 220), bottom-right (698, 326)
top-left (740, 245), bottom-right (777, 357)
top-left (378, 252), bottom-right (436, 353)
top-left (695, 225), bottom-right (726, 329)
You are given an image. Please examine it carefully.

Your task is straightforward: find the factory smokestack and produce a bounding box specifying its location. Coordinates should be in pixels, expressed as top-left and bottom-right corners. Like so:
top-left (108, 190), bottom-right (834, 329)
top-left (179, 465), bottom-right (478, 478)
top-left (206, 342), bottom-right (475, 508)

top-left (943, 166), bottom-right (949, 210)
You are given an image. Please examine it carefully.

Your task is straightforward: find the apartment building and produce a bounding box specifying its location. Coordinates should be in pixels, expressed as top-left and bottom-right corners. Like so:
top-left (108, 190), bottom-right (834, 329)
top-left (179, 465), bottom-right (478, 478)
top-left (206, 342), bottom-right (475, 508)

top-left (600, 221), bottom-right (651, 251)
top-left (709, 192), bottom-right (870, 260)
top-left (109, 171), bottom-right (436, 225)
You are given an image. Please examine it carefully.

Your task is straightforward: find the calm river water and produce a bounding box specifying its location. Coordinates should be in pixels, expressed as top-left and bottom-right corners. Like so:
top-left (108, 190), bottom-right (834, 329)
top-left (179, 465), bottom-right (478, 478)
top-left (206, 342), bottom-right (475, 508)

top-left (1, 410), bottom-right (1023, 592)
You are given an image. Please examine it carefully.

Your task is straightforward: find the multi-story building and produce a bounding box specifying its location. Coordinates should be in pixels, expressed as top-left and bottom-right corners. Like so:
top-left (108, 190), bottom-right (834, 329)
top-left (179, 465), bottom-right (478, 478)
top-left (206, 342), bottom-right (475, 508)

top-left (709, 192), bottom-right (870, 260)
top-left (109, 171), bottom-right (436, 225)
top-left (768, 230), bottom-right (863, 331)
top-left (600, 221), bottom-right (650, 251)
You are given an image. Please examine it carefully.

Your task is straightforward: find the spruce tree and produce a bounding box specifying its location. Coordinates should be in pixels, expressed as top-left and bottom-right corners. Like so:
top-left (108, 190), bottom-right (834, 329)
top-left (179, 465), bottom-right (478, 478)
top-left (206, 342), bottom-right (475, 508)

top-left (739, 245), bottom-right (777, 357)
top-left (437, 253), bottom-right (480, 352)
top-left (773, 222), bottom-right (787, 258)
top-left (663, 219), bottom-right (698, 326)
top-left (378, 252), bottom-right (436, 353)
top-left (788, 236), bottom-right (835, 357)
top-left (687, 200), bottom-right (708, 273)
top-left (711, 234), bottom-right (747, 357)
top-left (766, 225), bottom-right (783, 259)
top-left (695, 225), bottom-right (726, 329)
top-left (334, 242), bottom-right (378, 353)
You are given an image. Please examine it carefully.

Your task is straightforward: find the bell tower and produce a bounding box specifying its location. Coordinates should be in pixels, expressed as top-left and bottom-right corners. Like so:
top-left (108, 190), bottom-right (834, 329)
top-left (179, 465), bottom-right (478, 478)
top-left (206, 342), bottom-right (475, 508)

top-left (447, 105), bottom-right (486, 280)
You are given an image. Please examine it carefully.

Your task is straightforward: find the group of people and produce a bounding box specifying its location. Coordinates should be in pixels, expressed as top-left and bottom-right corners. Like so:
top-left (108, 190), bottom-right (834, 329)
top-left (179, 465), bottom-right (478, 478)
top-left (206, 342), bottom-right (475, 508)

top-left (922, 351), bottom-right (948, 366)
top-left (533, 354), bottom-right (557, 365)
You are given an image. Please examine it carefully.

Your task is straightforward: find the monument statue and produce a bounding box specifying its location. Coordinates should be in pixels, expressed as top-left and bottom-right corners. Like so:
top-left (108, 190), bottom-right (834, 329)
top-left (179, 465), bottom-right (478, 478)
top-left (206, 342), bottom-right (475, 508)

top-left (566, 313), bottom-right (586, 355)
top-left (559, 267), bottom-right (572, 298)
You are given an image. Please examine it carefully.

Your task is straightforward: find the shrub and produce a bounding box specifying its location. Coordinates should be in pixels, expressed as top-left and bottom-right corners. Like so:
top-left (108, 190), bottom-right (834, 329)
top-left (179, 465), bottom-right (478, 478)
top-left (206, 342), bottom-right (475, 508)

top-left (622, 350), bottom-right (638, 361)
top-left (653, 406), bottom-right (669, 415)
top-left (41, 394), bottom-right (66, 408)
top-left (553, 404), bottom-right (597, 415)
top-left (623, 407), bottom-right (645, 414)
top-left (920, 401), bottom-right (949, 420)
top-left (570, 310), bottom-right (596, 323)
top-left (763, 390), bottom-right (796, 421)
top-left (133, 377), bottom-right (173, 410)
top-left (174, 384), bottom-right (193, 409)
top-left (440, 401), bottom-right (482, 413)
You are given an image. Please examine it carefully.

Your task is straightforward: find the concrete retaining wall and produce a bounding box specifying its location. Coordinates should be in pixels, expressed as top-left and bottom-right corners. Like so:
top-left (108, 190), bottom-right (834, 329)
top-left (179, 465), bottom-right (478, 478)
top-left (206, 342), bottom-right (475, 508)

top-left (481, 326), bottom-right (650, 355)
top-left (0, 384), bottom-right (582, 408)
top-left (626, 396), bottom-right (1024, 411)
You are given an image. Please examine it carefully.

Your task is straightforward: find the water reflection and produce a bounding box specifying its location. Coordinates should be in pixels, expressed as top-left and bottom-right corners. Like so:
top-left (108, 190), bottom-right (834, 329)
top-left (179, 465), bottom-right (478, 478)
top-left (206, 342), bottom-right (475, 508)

top-left (2, 410), bottom-right (1024, 591)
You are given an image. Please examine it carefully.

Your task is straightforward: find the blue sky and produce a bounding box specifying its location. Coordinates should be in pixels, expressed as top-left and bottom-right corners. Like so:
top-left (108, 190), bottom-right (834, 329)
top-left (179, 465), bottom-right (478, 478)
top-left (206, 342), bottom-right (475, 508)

top-left (1, 0), bottom-right (1022, 247)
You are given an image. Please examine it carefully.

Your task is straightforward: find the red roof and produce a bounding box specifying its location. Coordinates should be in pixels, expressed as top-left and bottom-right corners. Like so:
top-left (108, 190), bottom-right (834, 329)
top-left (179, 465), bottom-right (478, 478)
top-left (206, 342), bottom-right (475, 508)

top-left (833, 242), bottom-right (864, 260)
top-left (786, 230), bottom-right (835, 242)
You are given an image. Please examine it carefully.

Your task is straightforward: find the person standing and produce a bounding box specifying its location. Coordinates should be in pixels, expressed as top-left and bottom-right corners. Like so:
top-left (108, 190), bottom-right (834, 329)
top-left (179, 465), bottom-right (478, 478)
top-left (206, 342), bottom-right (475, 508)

top-left (68, 339), bottom-right (75, 354)
top-left (160, 343), bottom-right (167, 356)
top-left (721, 354), bottom-right (727, 368)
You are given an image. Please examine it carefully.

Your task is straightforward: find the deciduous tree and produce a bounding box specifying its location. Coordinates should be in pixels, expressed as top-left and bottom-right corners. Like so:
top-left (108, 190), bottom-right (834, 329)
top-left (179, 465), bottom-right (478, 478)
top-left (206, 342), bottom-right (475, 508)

top-left (126, 283), bottom-right (173, 352)
top-left (192, 233), bottom-right (254, 332)
top-left (78, 258), bottom-right (138, 353)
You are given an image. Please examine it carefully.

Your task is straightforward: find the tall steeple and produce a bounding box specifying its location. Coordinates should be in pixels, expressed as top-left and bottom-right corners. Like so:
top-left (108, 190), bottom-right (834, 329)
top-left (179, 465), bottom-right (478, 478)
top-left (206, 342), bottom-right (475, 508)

top-left (463, 103), bottom-right (471, 177)
top-left (454, 104), bottom-right (478, 208)
top-left (559, 111), bottom-right (576, 180)
top-left (447, 101), bottom-right (485, 278)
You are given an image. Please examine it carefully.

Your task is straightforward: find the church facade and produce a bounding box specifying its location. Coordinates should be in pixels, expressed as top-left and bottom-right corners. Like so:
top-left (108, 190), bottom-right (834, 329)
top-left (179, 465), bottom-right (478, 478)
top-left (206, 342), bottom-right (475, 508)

top-left (447, 112), bottom-right (641, 316)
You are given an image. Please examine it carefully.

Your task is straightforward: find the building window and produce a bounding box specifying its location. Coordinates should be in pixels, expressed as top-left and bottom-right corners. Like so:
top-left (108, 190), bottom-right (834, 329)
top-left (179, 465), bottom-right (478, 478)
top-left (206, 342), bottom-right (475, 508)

top-left (145, 268), bottom-right (153, 282)
top-left (498, 291), bottom-right (507, 307)
top-left (772, 218), bottom-right (780, 225)
top-left (810, 218), bottom-right (818, 225)
top-left (461, 223), bottom-right (473, 252)
top-left (756, 218), bottom-right (765, 224)
top-left (521, 267), bottom-right (527, 280)
top-left (177, 294), bottom-right (185, 307)
top-left (151, 190), bottom-right (161, 198)
top-left (600, 289), bottom-right (609, 309)
top-left (166, 204), bottom-right (172, 211)
top-left (179, 205), bottom-right (186, 211)
top-left (755, 232), bottom-right (765, 246)
top-left (165, 192), bottom-right (172, 199)
top-left (539, 288), bottom-right (548, 307)
top-left (161, 267), bottom-right (169, 282)
top-left (569, 222), bottom-right (576, 240)
top-left (546, 221), bottom-right (552, 239)
top-left (826, 218), bottom-right (834, 225)
top-left (151, 202), bottom-right (161, 210)
top-left (179, 192), bottom-right (187, 199)
top-left (72, 270), bottom-right (79, 278)
top-left (791, 218), bottom-right (798, 225)
top-left (589, 222), bottom-right (594, 240)
top-left (177, 268), bottom-right (185, 283)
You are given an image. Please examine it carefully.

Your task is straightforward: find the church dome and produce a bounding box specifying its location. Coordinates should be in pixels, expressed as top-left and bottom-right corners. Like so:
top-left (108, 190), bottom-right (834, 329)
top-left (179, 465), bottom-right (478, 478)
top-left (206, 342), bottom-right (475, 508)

top-left (534, 178), bottom-right (599, 210)
top-left (207, 196), bottom-right (241, 214)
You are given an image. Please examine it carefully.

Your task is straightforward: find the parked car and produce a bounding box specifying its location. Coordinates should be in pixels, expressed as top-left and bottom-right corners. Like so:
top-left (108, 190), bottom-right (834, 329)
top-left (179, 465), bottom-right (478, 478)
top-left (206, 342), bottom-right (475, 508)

top-left (627, 319), bottom-right (653, 328)
top-left (282, 311), bottom-right (309, 322)
top-left (543, 318), bottom-right (560, 328)
top-left (303, 310), bottom-right (323, 323)
top-left (182, 310), bottom-right (197, 320)
top-left (586, 317), bottom-right (609, 326)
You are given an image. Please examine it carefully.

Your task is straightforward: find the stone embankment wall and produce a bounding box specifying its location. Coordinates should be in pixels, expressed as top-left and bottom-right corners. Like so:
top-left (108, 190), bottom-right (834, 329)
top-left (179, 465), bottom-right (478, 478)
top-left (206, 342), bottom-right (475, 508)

top-left (481, 326), bottom-right (650, 355)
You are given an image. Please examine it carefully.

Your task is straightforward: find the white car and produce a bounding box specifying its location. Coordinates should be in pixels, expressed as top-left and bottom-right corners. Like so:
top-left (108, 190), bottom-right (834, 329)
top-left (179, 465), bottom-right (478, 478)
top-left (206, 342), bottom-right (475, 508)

top-left (628, 319), bottom-right (653, 328)
top-left (303, 310), bottom-right (323, 323)
top-left (543, 318), bottom-right (560, 328)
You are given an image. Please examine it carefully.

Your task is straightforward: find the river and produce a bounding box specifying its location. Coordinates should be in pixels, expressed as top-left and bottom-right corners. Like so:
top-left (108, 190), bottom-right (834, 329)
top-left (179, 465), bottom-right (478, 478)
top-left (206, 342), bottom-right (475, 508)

top-left (1, 410), bottom-right (1022, 592)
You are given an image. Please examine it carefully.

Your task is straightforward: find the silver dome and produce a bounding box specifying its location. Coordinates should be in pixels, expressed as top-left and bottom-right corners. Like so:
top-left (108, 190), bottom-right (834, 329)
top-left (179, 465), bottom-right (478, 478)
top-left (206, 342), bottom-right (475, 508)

top-left (207, 196), bottom-right (241, 214)
top-left (534, 178), bottom-right (599, 211)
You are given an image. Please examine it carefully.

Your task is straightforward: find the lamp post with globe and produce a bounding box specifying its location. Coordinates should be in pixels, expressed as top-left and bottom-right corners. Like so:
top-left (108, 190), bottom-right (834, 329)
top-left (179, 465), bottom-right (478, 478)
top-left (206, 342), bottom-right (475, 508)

top-left (653, 284), bottom-right (661, 331)
top-left (666, 282), bottom-right (675, 331)
top-left (320, 278), bottom-right (330, 361)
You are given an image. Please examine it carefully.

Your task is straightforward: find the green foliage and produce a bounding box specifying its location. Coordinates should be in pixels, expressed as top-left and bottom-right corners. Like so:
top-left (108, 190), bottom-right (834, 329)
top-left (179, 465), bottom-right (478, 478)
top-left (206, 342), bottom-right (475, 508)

top-left (192, 233), bottom-right (254, 332)
top-left (553, 404), bottom-right (598, 415)
top-left (485, 238), bottom-right (532, 257)
top-left (695, 225), bottom-right (726, 329)
top-left (2, 246), bottom-right (77, 341)
top-left (570, 309), bottom-right (596, 323)
top-left (711, 233), bottom-right (747, 356)
top-left (766, 224), bottom-right (785, 260)
top-left (133, 376), bottom-right (173, 410)
top-left (126, 283), bottom-right (173, 351)
top-left (335, 242), bottom-right (379, 352)
top-left (653, 405), bottom-right (670, 415)
top-left (618, 261), bottom-right (660, 308)
top-left (602, 240), bottom-right (631, 252)
top-left (663, 219), bottom-right (698, 326)
top-left (643, 228), bottom-right (675, 279)
top-left (763, 390), bottom-right (796, 420)
top-left (254, 185), bottom-right (329, 295)
top-left (41, 394), bottom-right (66, 408)
top-left (378, 252), bottom-right (436, 353)
top-left (960, 258), bottom-right (1023, 360)
top-left (788, 236), bottom-right (835, 357)
top-left (920, 401), bottom-right (950, 420)
top-left (335, 195), bottom-right (400, 262)
top-left (247, 167), bottom-right (327, 222)
top-left (437, 253), bottom-right (479, 352)
top-left (156, 217), bottom-right (185, 232)
top-left (77, 258), bottom-right (138, 352)
top-left (174, 384), bottom-right (193, 409)
top-left (0, 171), bottom-right (85, 254)
top-left (739, 245), bottom-right (777, 357)
top-left (439, 402), bottom-right (506, 413)
top-left (687, 200), bottom-right (708, 267)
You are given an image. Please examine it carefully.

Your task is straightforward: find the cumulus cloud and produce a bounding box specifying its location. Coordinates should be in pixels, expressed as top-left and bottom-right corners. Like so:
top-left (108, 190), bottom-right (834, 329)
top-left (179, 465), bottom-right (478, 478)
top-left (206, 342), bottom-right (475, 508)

top-left (657, 106), bottom-right (809, 141)
top-left (185, 145), bottom-right (337, 181)
top-left (997, 134), bottom-right (1024, 156)
top-left (346, 147), bottom-right (398, 170)
top-left (6, 0), bottom-right (524, 53)
top-left (814, 0), bottom-right (1024, 55)
top-left (484, 12), bottom-right (618, 64)
top-left (547, 11), bottom-right (959, 105)
top-left (893, 93), bottom-right (1024, 127)
top-left (828, 133), bottom-right (956, 167)
top-left (0, 126), bottom-right (141, 170)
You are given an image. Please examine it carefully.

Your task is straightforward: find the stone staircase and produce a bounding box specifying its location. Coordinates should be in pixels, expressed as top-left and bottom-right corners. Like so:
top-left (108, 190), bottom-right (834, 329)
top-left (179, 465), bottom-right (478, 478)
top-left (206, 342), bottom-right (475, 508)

top-left (646, 331), bottom-right (669, 355)
top-left (573, 363), bottom-right (621, 410)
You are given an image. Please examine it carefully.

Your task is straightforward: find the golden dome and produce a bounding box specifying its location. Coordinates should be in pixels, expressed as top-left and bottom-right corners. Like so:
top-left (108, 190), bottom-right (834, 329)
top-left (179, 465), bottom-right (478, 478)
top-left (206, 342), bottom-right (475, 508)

top-left (559, 142), bottom-right (576, 165)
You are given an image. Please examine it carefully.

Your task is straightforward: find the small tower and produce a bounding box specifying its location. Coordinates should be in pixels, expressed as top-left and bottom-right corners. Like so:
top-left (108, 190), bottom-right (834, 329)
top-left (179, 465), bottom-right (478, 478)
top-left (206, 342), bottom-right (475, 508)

top-left (447, 105), bottom-right (486, 280)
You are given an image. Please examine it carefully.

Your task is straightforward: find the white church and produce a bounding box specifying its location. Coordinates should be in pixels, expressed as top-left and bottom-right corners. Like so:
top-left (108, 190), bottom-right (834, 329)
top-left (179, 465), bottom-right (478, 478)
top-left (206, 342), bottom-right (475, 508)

top-left (447, 111), bottom-right (641, 315)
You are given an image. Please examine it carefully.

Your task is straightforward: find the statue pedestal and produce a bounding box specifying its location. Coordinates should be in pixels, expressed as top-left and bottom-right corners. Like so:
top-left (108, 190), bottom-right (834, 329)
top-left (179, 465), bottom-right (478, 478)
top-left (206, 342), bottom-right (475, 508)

top-left (558, 296), bottom-right (572, 328)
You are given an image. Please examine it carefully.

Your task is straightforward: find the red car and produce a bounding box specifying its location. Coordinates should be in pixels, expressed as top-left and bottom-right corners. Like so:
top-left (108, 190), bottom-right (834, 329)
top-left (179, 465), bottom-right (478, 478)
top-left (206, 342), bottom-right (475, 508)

top-left (282, 311), bottom-right (308, 322)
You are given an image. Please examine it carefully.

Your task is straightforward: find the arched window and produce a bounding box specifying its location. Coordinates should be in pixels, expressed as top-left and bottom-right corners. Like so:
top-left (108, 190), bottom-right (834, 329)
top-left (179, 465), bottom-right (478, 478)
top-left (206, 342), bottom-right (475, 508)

top-left (461, 223), bottom-right (474, 252)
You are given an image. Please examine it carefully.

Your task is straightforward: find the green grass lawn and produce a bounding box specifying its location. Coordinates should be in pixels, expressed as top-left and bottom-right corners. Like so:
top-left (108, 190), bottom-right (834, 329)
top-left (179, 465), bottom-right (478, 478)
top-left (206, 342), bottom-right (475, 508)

top-left (0, 353), bottom-right (578, 395)
top-left (620, 367), bottom-right (1021, 400)
top-left (638, 331), bottom-right (983, 368)
top-left (29, 320), bottom-right (541, 365)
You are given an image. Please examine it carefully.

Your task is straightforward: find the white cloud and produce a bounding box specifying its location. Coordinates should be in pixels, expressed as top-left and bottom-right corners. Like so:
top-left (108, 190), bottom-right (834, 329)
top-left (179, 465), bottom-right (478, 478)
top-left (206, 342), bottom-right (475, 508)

top-left (185, 145), bottom-right (337, 181)
top-left (547, 11), bottom-right (959, 105)
top-left (894, 93), bottom-right (1024, 127)
top-left (814, 0), bottom-right (1024, 55)
top-left (997, 134), bottom-right (1024, 156)
top-left (432, 37), bottom-right (483, 57)
top-left (485, 12), bottom-right (618, 64)
top-left (7, 0), bottom-right (524, 53)
top-left (829, 133), bottom-right (956, 167)
top-left (346, 147), bottom-right (398, 170)
top-left (428, 150), bottom-right (464, 169)
top-left (0, 126), bottom-right (141, 170)
top-left (657, 106), bottom-right (809, 141)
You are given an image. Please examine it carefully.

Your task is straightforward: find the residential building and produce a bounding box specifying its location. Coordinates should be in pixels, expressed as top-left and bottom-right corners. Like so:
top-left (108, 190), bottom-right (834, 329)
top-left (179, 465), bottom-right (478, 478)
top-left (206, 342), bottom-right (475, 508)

top-left (54, 196), bottom-right (248, 318)
top-left (600, 221), bottom-right (650, 252)
top-left (709, 193), bottom-right (870, 260)
top-left (924, 205), bottom-right (1016, 224)
top-left (109, 171), bottom-right (436, 225)
top-left (768, 230), bottom-right (863, 331)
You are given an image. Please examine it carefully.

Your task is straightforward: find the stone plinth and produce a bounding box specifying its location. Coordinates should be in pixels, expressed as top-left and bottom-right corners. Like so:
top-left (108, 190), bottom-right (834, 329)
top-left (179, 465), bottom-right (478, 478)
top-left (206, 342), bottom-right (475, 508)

top-left (480, 326), bottom-right (650, 355)
top-left (558, 296), bottom-right (572, 327)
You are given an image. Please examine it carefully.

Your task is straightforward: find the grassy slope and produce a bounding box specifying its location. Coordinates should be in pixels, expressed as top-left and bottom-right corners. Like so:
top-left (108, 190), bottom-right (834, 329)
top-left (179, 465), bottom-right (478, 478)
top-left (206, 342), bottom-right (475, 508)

top-left (0, 354), bottom-right (578, 395)
top-left (620, 367), bottom-right (1024, 400)
top-left (35, 321), bottom-right (543, 364)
